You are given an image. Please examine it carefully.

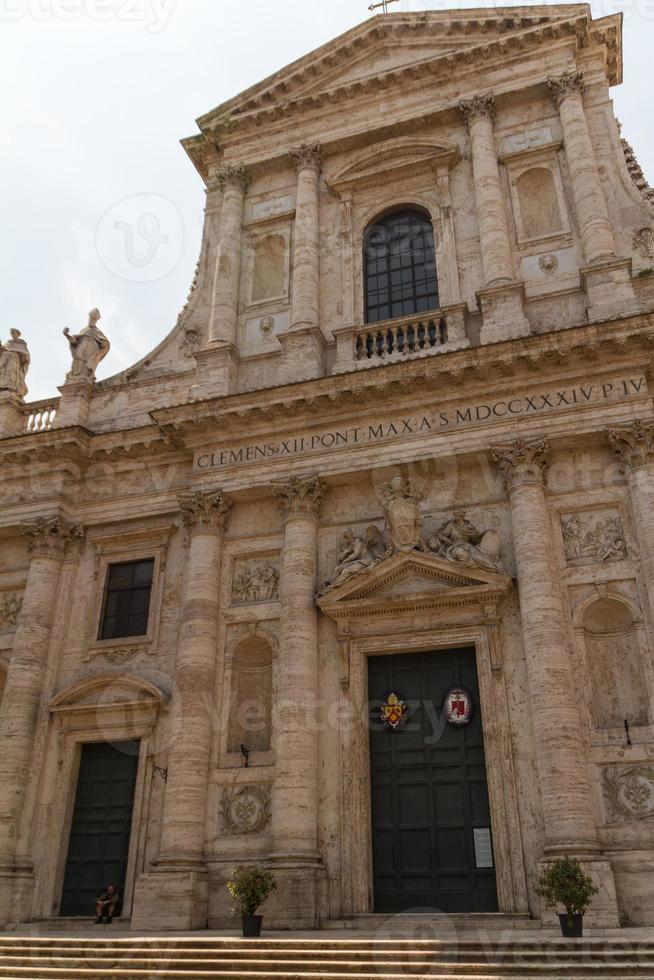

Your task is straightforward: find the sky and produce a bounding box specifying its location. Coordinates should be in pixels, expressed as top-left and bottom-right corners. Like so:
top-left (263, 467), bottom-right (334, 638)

top-left (1, 0), bottom-right (652, 403)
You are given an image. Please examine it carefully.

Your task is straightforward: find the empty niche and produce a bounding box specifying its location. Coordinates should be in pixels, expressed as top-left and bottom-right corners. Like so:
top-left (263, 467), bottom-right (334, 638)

top-left (227, 635), bottom-right (273, 753)
top-left (250, 234), bottom-right (287, 303)
top-left (516, 167), bottom-right (563, 239)
top-left (582, 598), bottom-right (648, 730)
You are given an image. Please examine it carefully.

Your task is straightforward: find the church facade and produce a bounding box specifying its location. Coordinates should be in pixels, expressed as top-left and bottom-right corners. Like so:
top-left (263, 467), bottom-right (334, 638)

top-left (1, 4), bottom-right (654, 932)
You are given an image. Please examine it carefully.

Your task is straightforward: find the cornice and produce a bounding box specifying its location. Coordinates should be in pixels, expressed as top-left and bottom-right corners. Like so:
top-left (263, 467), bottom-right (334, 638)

top-left (199, 15), bottom-right (602, 140)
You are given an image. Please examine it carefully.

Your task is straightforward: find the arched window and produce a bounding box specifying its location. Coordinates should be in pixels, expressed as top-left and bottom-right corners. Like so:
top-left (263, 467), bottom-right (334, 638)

top-left (364, 208), bottom-right (439, 324)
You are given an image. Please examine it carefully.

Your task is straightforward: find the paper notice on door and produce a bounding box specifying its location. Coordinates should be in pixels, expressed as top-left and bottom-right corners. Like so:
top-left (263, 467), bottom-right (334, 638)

top-left (473, 828), bottom-right (494, 868)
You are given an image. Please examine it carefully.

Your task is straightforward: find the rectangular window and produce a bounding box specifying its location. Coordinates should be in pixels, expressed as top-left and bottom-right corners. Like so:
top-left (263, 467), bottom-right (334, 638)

top-left (99, 559), bottom-right (155, 641)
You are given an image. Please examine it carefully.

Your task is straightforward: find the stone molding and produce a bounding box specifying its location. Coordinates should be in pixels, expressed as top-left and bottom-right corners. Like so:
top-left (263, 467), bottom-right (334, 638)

top-left (24, 516), bottom-right (85, 559)
top-left (215, 163), bottom-right (250, 193)
top-left (178, 489), bottom-right (232, 532)
top-left (289, 143), bottom-right (322, 173)
top-left (492, 438), bottom-right (550, 490)
top-left (547, 70), bottom-right (585, 109)
top-left (608, 419), bottom-right (654, 472)
top-left (458, 93), bottom-right (496, 127)
top-left (273, 475), bottom-right (326, 520)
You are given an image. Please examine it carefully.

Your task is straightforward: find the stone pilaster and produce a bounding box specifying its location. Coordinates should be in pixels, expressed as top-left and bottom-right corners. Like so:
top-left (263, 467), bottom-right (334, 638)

top-left (56, 378), bottom-right (93, 428)
top-left (548, 72), bottom-right (639, 321)
top-left (459, 95), bottom-right (529, 344)
top-left (0, 517), bottom-right (83, 925)
top-left (269, 475), bottom-right (326, 928)
top-left (208, 164), bottom-right (249, 346)
top-left (0, 393), bottom-right (24, 438)
top-left (492, 438), bottom-right (619, 926)
top-left (609, 420), bottom-right (654, 619)
top-left (132, 489), bottom-right (231, 931)
top-left (278, 145), bottom-right (324, 383)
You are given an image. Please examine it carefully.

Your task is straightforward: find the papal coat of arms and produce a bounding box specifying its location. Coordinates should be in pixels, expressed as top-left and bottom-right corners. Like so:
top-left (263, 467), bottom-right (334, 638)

top-left (380, 692), bottom-right (407, 730)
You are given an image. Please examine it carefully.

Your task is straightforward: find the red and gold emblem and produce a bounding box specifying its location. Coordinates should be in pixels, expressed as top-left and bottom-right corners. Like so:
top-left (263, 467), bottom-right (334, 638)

top-left (444, 686), bottom-right (474, 727)
top-left (381, 692), bottom-right (407, 730)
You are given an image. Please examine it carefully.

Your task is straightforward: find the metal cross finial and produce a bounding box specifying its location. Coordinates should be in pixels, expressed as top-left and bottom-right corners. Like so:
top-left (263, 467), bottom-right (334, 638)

top-left (369, 0), bottom-right (400, 12)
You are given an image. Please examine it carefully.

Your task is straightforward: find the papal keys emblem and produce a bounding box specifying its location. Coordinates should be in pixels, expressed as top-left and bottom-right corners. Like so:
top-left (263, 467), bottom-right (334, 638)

top-left (444, 686), bottom-right (474, 727)
top-left (380, 692), bottom-right (407, 730)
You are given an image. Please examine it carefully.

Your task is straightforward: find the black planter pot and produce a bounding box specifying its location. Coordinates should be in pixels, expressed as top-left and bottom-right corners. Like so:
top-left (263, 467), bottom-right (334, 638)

top-left (558, 913), bottom-right (583, 938)
top-left (241, 914), bottom-right (263, 938)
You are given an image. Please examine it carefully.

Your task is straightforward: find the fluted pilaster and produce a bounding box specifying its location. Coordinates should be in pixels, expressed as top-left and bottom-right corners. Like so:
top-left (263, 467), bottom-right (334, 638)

top-left (208, 164), bottom-right (249, 345)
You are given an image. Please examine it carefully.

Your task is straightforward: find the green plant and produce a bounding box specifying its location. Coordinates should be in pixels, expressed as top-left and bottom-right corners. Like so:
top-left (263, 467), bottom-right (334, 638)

top-left (227, 864), bottom-right (277, 917)
top-left (536, 857), bottom-right (599, 922)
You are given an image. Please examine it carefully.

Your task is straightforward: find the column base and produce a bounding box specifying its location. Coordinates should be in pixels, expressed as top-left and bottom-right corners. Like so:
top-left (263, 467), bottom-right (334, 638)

top-left (0, 393), bottom-right (25, 439)
top-left (278, 326), bottom-right (326, 384)
top-left (537, 856), bottom-right (620, 929)
top-left (55, 378), bottom-right (92, 428)
top-left (131, 865), bottom-right (208, 931)
top-left (477, 282), bottom-right (530, 345)
top-left (264, 860), bottom-right (327, 930)
top-left (581, 259), bottom-right (642, 322)
top-left (190, 344), bottom-right (239, 400)
top-left (0, 863), bottom-right (34, 927)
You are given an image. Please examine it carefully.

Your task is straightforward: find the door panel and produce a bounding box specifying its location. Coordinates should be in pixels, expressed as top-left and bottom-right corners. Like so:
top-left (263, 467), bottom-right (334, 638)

top-left (368, 648), bottom-right (498, 913)
top-left (60, 741), bottom-right (139, 916)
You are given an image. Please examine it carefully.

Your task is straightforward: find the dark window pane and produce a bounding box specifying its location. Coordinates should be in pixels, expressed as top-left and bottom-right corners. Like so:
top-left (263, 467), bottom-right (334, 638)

top-left (364, 209), bottom-right (439, 324)
top-left (99, 559), bottom-right (155, 641)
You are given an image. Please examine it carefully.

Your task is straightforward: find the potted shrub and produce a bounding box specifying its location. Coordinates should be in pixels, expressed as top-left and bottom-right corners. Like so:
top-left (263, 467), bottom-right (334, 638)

top-left (227, 864), bottom-right (277, 938)
top-left (537, 857), bottom-right (599, 937)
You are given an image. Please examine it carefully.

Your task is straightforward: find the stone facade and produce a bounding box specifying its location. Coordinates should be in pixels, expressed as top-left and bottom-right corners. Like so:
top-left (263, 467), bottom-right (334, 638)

top-left (1, 4), bottom-right (654, 932)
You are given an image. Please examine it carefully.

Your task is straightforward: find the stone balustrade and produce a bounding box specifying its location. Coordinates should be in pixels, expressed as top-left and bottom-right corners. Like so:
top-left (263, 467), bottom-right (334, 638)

top-left (333, 305), bottom-right (468, 372)
top-left (24, 399), bottom-right (58, 432)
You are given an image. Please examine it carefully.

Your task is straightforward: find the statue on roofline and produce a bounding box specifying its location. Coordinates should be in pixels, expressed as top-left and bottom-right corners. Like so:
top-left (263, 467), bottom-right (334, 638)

top-left (63, 308), bottom-right (110, 382)
top-left (0, 329), bottom-right (30, 398)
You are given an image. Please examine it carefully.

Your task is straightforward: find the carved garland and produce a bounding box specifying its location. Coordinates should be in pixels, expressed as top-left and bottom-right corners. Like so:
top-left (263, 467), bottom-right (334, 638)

top-left (603, 767), bottom-right (654, 823)
top-left (220, 784), bottom-right (272, 836)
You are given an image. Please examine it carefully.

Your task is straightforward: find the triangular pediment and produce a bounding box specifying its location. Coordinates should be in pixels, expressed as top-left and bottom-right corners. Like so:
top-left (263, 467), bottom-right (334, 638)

top-left (195, 6), bottom-right (612, 133)
top-left (318, 549), bottom-right (511, 620)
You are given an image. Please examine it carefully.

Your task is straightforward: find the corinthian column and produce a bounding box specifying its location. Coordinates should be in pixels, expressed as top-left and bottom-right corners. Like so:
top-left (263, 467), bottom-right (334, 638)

top-left (492, 439), bottom-right (598, 853)
top-left (0, 519), bottom-right (83, 879)
top-left (609, 420), bottom-right (654, 618)
top-left (278, 146), bottom-right (325, 383)
top-left (268, 475), bottom-right (325, 927)
top-left (459, 95), bottom-right (529, 343)
top-left (290, 144), bottom-right (321, 332)
top-left (208, 164), bottom-right (249, 345)
top-left (133, 489), bottom-right (231, 931)
top-left (547, 72), bottom-right (615, 265)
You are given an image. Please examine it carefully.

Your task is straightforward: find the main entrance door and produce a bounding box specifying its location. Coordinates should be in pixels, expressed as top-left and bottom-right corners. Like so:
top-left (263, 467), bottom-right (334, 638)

top-left (368, 649), bottom-right (498, 913)
top-left (60, 741), bottom-right (140, 916)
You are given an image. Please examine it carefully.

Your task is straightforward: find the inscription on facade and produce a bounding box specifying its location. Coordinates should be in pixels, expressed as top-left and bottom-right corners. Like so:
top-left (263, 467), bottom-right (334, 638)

top-left (195, 376), bottom-right (646, 471)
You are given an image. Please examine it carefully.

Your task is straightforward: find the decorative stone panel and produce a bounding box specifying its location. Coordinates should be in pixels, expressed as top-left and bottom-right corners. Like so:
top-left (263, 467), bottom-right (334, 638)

top-left (220, 784), bottom-right (272, 836)
top-left (603, 767), bottom-right (654, 823)
top-left (561, 510), bottom-right (627, 564)
top-left (0, 592), bottom-right (23, 631)
top-left (232, 561), bottom-right (280, 603)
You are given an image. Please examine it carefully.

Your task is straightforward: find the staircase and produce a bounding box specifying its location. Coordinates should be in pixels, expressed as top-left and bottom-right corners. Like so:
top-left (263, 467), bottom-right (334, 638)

top-left (2, 936), bottom-right (654, 979)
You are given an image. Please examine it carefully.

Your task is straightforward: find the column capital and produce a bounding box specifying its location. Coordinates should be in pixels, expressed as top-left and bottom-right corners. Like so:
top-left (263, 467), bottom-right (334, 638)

top-left (458, 93), bottom-right (496, 129)
top-left (214, 163), bottom-right (250, 193)
top-left (273, 475), bottom-right (326, 520)
top-left (24, 516), bottom-right (84, 559)
top-left (179, 488), bottom-right (232, 532)
top-left (492, 438), bottom-right (550, 490)
top-left (289, 143), bottom-right (322, 174)
top-left (547, 70), bottom-right (585, 110)
top-left (608, 419), bottom-right (654, 472)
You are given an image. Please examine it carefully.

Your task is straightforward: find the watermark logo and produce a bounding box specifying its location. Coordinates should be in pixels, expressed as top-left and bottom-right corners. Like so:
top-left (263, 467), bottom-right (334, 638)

top-left (96, 193), bottom-right (183, 282)
top-left (0, 0), bottom-right (175, 32)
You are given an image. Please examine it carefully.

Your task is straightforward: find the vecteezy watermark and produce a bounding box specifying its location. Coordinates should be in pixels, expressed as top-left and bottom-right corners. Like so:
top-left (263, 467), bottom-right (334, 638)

top-left (96, 194), bottom-right (184, 283)
top-left (0, 0), bottom-right (175, 33)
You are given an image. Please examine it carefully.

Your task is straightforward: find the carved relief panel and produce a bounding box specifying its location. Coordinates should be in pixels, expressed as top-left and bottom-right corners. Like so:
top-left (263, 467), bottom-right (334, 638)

top-left (231, 559), bottom-right (280, 604)
top-left (603, 767), bottom-right (654, 823)
top-left (0, 591), bottom-right (23, 632)
top-left (220, 783), bottom-right (272, 836)
top-left (561, 509), bottom-right (628, 565)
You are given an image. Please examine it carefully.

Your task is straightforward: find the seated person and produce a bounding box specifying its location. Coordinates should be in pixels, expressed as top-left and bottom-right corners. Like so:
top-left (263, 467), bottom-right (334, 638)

top-left (94, 884), bottom-right (120, 924)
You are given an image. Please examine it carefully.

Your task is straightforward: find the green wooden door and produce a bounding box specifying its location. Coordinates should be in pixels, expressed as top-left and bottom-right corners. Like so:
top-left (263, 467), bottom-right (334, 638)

top-left (60, 741), bottom-right (140, 916)
top-left (369, 649), bottom-right (498, 913)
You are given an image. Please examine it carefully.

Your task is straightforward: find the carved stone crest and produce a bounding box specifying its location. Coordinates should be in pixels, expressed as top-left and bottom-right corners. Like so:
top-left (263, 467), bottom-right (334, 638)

top-left (561, 512), bottom-right (627, 564)
top-left (0, 592), bottom-right (23, 630)
top-left (232, 563), bottom-right (280, 603)
top-left (603, 767), bottom-right (654, 823)
top-left (220, 784), bottom-right (271, 836)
